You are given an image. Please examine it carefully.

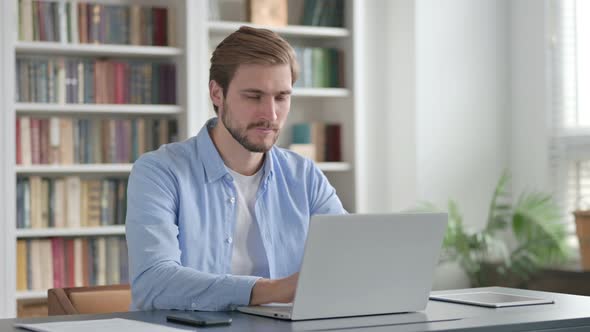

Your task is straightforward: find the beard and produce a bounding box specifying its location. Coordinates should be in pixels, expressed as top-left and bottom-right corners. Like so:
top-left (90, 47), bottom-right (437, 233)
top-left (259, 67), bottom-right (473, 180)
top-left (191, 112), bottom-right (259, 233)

top-left (220, 102), bottom-right (280, 153)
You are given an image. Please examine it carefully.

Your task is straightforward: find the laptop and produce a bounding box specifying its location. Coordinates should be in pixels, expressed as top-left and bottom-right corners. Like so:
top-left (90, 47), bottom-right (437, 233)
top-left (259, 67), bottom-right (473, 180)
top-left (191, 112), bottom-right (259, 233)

top-left (237, 213), bottom-right (448, 321)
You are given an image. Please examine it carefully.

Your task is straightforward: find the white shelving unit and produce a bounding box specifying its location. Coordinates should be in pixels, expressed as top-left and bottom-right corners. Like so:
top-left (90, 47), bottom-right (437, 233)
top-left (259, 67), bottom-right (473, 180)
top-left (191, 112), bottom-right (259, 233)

top-left (16, 164), bottom-right (134, 175)
top-left (16, 291), bottom-right (47, 301)
top-left (316, 162), bottom-right (352, 172)
top-left (0, 0), bottom-right (363, 318)
top-left (208, 20), bottom-right (350, 38)
top-left (15, 103), bottom-right (183, 115)
top-left (16, 226), bottom-right (126, 238)
top-left (15, 41), bottom-right (183, 57)
top-left (292, 88), bottom-right (350, 98)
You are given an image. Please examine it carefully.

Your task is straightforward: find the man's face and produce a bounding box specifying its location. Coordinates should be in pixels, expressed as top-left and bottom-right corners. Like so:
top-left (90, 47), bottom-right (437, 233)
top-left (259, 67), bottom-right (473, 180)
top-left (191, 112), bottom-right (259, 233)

top-left (216, 64), bottom-right (292, 153)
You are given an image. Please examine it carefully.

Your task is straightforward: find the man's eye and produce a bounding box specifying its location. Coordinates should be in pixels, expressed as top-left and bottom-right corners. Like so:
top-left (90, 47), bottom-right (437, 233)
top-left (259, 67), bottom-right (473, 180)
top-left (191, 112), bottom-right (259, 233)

top-left (246, 95), bottom-right (261, 100)
top-left (276, 95), bottom-right (288, 101)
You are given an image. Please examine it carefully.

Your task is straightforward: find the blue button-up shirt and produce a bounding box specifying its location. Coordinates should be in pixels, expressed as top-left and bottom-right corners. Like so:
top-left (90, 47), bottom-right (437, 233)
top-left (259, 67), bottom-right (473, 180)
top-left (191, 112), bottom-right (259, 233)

top-left (126, 118), bottom-right (346, 311)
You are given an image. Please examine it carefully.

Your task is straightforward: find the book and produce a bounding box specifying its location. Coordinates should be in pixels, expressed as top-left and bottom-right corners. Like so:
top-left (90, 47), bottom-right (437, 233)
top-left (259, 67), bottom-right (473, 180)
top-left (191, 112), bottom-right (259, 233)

top-left (325, 124), bottom-right (342, 161)
top-left (51, 238), bottom-right (65, 288)
top-left (53, 178), bottom-right (66, 228)
top-left (302, 0), bottom-right (344, 27)
top-left (39, 239), bottom-right (54, 290)
top-left (248, 0), bottom-right (288, 26)
top-left (29, 176), bottom-right (42, 229)
top-left (106, 237), bottom-right (120, 285)
top-left (288, 144), bottom-right (316, 160)
top-left (16, 240), bottom-right (28, 291)
top-left (29, 240), bottom-right (42, 290)
top-left (65, 176), bottom-right (81, 228)
top-left (96, 237), bottom-right (106, 285)
top-left (74, 238), bottom-right (84, 286)
top-left (64, 239), bottom-right (75, 287)
top-left (86, 180), bottom-right (102, 227)
top-left (19, 116), bottom-right (32, 165)
top-left (16, 118), bottom-right (22, 164)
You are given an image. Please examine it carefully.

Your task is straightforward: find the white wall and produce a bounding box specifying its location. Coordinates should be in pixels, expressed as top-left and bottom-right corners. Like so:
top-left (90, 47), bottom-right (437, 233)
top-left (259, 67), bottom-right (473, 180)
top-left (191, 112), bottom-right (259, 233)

top-left (415, 0), bottom-right (510, 231)
top-left (361, 0), bottom-right (511, 289)
top-left (356, 0), bottom-right (417, 213)
top-left (415, 0), bottom-right (510, 289)
top-left (509, 0), bottom-right (551, 196)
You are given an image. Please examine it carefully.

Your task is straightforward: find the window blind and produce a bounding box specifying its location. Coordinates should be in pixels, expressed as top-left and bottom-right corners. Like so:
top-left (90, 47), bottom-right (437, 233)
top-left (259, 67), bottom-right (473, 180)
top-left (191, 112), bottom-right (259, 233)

top-left (550, 0), bottom-right (590, 248)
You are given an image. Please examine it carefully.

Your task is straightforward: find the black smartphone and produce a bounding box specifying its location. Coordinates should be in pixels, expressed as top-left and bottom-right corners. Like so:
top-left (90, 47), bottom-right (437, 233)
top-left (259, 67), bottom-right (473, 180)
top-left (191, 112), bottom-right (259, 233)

top-left (166, 312), bottom-right (232, 327)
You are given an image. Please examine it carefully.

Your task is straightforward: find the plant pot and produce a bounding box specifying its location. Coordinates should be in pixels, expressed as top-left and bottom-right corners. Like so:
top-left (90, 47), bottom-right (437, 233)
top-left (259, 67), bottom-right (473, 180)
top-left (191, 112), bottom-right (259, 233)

top-left (573, 210), bottom-right (590, 270)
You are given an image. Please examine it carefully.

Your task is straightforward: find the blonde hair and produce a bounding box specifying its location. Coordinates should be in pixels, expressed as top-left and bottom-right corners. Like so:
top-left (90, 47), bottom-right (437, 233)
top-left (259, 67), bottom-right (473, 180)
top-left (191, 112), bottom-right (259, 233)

top-left (209, 26), bottom-right (299, 112)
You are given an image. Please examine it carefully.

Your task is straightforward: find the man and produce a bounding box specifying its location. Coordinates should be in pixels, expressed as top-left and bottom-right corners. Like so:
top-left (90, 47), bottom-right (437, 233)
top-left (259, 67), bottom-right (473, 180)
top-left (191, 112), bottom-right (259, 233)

top-left (126, 26), bottom-right (346, 311)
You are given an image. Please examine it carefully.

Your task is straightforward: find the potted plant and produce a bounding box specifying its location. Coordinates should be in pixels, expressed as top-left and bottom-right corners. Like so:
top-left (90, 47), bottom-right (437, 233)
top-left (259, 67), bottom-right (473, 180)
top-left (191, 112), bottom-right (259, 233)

top-left (416, 171), bottom-right (572, 287)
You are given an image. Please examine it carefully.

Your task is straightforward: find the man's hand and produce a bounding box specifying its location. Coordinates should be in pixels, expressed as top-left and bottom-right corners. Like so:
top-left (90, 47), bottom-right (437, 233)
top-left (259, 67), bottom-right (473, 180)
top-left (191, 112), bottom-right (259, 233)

top-left (249, 272), bottom-right (299, 305)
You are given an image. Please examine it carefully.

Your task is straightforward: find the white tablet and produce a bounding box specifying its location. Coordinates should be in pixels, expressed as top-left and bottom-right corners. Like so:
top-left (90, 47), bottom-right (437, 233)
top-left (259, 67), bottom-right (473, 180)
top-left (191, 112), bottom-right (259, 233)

top-left (429, 291), bottom-right (554, 308)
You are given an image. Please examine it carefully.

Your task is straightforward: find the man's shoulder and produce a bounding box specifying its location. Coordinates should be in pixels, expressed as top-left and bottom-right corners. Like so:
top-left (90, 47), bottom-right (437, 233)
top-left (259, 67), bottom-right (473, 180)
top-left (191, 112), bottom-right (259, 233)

top-left (271, 146), bottom-right (317, 176)
top-left (133, 137), bottom-right (198, 171)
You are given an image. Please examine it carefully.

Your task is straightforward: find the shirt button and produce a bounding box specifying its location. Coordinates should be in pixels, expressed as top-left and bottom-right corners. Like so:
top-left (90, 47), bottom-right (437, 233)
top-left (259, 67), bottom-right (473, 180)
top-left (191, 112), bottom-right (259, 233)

top-left (229, 197), bottom-right (235, 204)
top-left (226, 237), bottom-right (233, 244)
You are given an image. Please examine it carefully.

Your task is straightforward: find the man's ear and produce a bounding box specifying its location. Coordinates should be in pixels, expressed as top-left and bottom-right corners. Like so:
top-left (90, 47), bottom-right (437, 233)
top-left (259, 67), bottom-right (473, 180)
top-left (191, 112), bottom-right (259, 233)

top-left (209, 80), bottom-right (223, 110)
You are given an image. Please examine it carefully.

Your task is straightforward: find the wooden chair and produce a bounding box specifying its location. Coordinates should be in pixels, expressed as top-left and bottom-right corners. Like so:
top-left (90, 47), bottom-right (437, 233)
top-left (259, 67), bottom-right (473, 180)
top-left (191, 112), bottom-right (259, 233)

top-left (47, 284), bottom-right (131, 316)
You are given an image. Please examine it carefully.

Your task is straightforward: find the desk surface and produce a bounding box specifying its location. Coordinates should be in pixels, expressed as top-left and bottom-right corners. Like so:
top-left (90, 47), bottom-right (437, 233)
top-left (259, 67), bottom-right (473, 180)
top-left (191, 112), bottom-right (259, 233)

top-left (4, 287), bottom-right (590, 332)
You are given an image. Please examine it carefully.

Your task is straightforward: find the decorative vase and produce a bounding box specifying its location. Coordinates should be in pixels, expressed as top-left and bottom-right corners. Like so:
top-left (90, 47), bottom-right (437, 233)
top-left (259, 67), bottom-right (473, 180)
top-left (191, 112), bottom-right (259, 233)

top-left (573, 211), bottom-right (590, 270)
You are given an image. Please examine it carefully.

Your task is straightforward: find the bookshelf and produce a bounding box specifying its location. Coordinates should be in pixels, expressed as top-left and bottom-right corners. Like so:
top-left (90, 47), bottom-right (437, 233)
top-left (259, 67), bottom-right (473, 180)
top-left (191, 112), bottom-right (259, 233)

top-left (0, 0), bottom-right (363, 318)
top-left (1, 0), bottom-right (200, 318)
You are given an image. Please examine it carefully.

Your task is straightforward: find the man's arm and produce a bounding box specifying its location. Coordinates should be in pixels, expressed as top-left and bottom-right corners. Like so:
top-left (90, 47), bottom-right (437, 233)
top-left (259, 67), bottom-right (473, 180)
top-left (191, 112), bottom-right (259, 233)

top-left (126, 153), bottom-right (259, 311)
top-left (308, 163), bottom-right (347, 215)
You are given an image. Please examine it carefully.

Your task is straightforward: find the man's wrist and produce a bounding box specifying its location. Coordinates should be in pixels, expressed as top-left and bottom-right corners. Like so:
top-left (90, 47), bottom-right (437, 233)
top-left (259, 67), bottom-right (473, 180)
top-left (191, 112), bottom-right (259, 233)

top-left (250, 278), bottom-right (276, 305)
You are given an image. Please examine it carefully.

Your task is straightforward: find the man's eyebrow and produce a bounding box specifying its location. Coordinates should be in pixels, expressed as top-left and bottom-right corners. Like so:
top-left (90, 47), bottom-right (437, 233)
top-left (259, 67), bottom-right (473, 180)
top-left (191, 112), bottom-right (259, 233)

top-left (240, 89), bottom-right (292, 95)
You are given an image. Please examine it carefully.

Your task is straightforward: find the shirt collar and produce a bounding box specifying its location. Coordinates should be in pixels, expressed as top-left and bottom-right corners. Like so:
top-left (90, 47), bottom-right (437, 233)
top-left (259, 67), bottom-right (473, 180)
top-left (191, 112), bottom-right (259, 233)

top-left (196, 117), bottom-right (275, 184)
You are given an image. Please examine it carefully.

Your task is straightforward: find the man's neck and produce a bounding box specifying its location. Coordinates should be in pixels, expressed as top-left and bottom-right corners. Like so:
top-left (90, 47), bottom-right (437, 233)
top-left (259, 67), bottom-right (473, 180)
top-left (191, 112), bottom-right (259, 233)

top-left (210, 121), bottom-right (265, 176)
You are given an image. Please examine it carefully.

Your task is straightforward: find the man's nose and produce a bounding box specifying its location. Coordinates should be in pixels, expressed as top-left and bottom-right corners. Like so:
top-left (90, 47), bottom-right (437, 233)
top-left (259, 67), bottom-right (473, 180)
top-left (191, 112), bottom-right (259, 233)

top-left (259, 96), bottom-right (278, 121)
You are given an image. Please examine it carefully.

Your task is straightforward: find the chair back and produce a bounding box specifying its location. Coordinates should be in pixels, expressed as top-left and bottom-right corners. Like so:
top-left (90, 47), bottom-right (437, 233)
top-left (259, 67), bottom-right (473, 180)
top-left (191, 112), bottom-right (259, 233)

top-left (48, 284), bottom-right (131, 315)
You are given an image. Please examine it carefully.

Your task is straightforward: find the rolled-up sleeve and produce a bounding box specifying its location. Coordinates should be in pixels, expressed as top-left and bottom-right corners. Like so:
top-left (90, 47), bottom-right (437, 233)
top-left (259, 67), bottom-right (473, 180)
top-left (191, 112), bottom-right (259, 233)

top-left (125, 154), bottom-right (259, 311)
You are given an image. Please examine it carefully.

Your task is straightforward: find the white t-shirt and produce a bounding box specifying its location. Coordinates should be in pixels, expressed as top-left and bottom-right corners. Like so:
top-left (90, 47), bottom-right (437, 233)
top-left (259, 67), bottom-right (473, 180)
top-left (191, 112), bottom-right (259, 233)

top-left (228, 167), bottom-right (269, 277)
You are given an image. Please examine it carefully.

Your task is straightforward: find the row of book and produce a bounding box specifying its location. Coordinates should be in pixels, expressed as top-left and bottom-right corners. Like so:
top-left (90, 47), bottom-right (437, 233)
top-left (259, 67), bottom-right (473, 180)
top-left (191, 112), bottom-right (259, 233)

top-left (291, 122), bottom-right (342, 162)
top-left (16, 116), bottom-right (177, 165)
top-left (16, 236), bottom-right (128, 291)
top-left (293, 47), bottom-right (344, 88)
top-left (16, 57), bottom-right (177, 104)
top-left (18, 0), bottom-right (175, 46)
top-left (17, 176), bottom-right (127, 230)
top-left (302, 0), bottom-right (344, 27)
